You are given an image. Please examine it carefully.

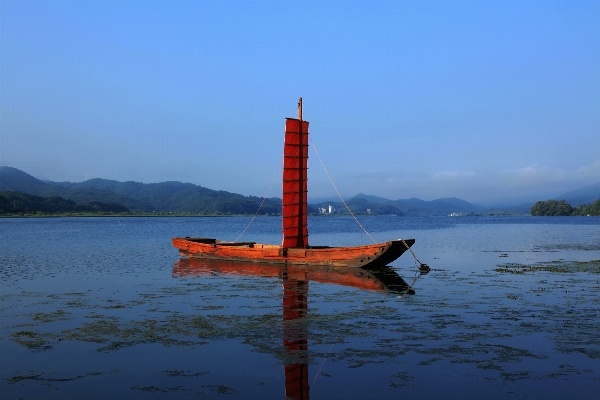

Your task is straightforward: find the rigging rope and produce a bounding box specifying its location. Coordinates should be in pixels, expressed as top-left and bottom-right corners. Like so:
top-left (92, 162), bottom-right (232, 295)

top-left (234, 165), bottom-right (279, 243)
top-left (310, 139), bottom-right (377, 244)
top-left (311, 138), bottom-right (428, 270)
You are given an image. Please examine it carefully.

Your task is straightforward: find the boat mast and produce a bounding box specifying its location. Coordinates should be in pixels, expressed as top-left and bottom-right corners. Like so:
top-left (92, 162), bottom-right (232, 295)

top-left (282, 98), bottom-right (309, 248)
top-left (296, 98), bottom-right (304, 248)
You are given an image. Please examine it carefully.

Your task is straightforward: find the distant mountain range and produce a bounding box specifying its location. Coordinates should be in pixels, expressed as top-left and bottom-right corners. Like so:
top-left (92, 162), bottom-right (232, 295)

top-left (1, 166), bottom-right (599, 216)
top-left (1, 191), bottom-right (129, 214)
top-left (554, 182), bottom-right (600, 206)
top-left (311, 195), bottom-right (486, 216)
top-left (0, 166), bottom-right (280, 214)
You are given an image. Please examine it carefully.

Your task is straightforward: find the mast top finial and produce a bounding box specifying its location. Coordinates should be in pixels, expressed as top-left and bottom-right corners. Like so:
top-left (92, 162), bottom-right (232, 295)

top-left (298, 97), bottom-right (303, 121)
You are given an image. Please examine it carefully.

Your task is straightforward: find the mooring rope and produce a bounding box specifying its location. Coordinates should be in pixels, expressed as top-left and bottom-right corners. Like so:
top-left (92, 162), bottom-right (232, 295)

top-left (234, 166), bottom-right (279, 243)
top-left (400, 238), bottom-right (427, 267)
top-left (310, 139), bottom-right (377, 244)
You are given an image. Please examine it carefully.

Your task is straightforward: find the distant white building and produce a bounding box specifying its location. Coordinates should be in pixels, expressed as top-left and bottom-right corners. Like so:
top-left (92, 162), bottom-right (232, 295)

top-left (318, 205), bottom-right (336, 214)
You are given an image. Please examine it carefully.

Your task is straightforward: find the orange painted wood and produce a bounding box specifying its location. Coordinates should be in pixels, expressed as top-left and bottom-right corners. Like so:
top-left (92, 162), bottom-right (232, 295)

top-left (172, 237), bottom-right (414, 268)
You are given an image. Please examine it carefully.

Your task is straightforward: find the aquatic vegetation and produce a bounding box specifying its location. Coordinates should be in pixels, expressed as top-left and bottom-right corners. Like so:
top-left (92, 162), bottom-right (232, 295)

top-left (32, 310), bottom-right (71, 323)
top-left (2, 216), bottom-right (600, 398)
top-left (11, 330), bottom-right (52, 351)
top-left (7, 371), bottom-right (119, 384)
top-left (496, 260), bottom-right (600, 274)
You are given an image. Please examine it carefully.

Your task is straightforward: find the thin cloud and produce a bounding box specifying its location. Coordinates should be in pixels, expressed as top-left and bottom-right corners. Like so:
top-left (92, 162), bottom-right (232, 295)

top-left (433, 170), bottom-right (476, 180)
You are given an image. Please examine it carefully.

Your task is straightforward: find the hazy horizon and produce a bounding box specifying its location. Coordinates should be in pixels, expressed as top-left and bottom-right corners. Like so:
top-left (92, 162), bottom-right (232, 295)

top-left (4, 164), bottom-right (597, 208)
top-left (2, 1), bottom-right (598, 206)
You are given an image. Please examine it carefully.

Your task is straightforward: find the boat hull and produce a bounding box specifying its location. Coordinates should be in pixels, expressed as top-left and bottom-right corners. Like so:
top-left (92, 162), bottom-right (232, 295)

top-left (172, 237), bottom-right (415, 268)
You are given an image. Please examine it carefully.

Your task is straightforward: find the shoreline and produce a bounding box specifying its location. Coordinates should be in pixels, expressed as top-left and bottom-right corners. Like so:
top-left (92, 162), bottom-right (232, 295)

top-left (0, 213), bottom-right (537, 218)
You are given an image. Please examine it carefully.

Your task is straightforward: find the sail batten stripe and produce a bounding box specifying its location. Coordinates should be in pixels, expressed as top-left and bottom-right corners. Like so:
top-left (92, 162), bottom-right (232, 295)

top-left (282, 117), bottom-right (309, 248)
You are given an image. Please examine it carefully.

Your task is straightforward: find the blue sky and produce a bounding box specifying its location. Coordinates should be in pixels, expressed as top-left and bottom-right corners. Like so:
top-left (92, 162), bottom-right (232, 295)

top-left (1, 0), bottom-right (599, 205)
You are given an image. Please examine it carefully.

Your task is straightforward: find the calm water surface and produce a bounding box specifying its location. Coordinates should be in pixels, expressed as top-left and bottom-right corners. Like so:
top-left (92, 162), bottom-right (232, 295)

top-left (1, 216), bottom-right (600, 399)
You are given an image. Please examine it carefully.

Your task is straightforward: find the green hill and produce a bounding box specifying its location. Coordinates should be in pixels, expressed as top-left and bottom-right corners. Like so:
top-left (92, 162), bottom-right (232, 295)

top-left (47, 178), bottom-right (197, 208)
top-left (0, 191), bottom-right (129, 214)
top-left (349, 193), bottom-right (393, 204)
top-left (388, 197), bottom-right (484, 215)
top-left (10, 165), bottom-right (595, 217)
top-left (1, 167), bottom-right (280, 215)
top-left (57, 188), bottom-right (148, 211)
top-left (164, 187), bottom-right (281, 214)
top-left (0, 166), bottom-right (53, 194)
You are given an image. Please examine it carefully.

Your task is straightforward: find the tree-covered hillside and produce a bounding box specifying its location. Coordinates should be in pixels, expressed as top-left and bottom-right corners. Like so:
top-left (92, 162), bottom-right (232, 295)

top-left (531, 198), bottom-right (600, 216)
top-left (530, 199), bottom-right (574, 216)
top-left (0, 192), bottom-right (129, 214)
top-left (6, 166), bottom-right (596, 217)
top-left (572, 199), bottom-right (600, 216)
top-left (1, 167), bottom-right (280, 215)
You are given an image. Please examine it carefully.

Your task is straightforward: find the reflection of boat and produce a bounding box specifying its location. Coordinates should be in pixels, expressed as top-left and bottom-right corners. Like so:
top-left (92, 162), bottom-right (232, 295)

top-left (172, 99), bottom-right (415, 268)
top-left (173, 258), bottom-right (420, 400)
top-left (173, 258), bottom-right (416, 295)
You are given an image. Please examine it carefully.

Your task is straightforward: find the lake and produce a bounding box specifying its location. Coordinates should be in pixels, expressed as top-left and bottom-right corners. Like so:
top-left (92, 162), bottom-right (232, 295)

top-left (1, 216), bottom-right (600, 399)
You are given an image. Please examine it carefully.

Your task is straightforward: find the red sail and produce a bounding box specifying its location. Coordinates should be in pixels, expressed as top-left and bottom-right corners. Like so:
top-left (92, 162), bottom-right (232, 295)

top-left (282, 118), bottom-right (309, 248)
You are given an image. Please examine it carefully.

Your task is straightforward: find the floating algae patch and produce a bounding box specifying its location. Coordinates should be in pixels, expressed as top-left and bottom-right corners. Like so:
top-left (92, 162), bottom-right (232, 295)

top-left (389, 371), bottom-right (414, 387)
top-left (64, 299), bottom-right (89, 308)
top-left (54, 316), bottom-right (211, 352)
top-left (47, 292), bottom-right (89, 300)
top-left (13, 311), bottom-right (285, 356)
top-left (163, 369), bottom-right (210, 377)
top-left (202, 384), bottom-right (236, 394)
top-left (131, 384), bottom-right (235, 395)
top-left (496, 260), bottom-right (600, 274)
top-left (535, 243), bottom-right (600, 251)
top-left (32, 309), bottom-right (71, 323)
top-left (132, 385), bottom-right (187, 393)
top-left (193, 305), bottom-right (228, 311)
top-left (61, 319), bottom-right (120, 344)
top-left (96, 299), bottom-right (146, 309)
top-left (7, 370), bottom-right (120, 384)
top-left (417, 357), bottom-right (443, 366)
top-left (11, 330), bottom-right (52, 351)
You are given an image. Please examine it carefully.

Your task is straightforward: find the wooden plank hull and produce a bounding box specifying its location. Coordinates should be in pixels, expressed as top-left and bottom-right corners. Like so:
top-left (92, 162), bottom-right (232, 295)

top-left (172, 237), bottom-right (415, 268)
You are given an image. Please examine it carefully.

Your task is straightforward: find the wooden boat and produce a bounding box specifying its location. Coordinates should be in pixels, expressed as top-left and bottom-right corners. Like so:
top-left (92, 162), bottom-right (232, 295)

top-left (172, 99), bottom-right (415, 267)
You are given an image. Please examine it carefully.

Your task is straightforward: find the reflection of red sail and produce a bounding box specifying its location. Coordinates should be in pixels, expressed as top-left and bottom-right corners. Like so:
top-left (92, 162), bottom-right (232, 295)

top-left (283, 278), bottom-right (309, 400)
top-left (173, 258), bottom-right (416, 399)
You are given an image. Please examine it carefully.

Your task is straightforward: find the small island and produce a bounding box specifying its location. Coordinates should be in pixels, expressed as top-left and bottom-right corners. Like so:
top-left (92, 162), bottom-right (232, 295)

top-left (530, 199), bottom-right (600, 216)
